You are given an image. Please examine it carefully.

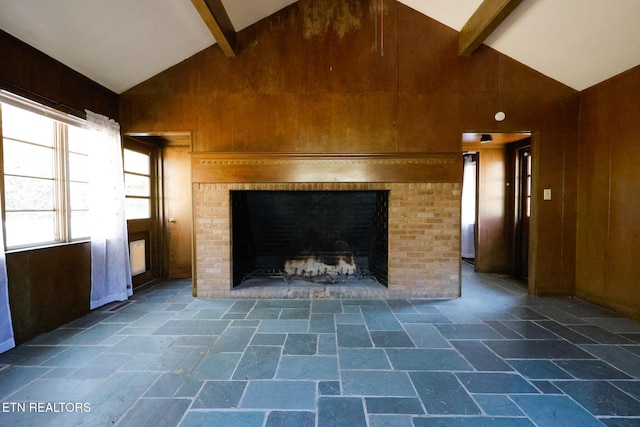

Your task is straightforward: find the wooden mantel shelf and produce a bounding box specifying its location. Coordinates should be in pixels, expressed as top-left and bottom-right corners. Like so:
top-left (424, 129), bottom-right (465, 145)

top-left (191, 152), bottom-right (462, 183)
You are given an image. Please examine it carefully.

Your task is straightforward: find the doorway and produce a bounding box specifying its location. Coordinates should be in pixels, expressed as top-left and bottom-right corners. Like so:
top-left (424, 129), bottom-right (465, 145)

top-left (461, 132), bottom-right (532, 285)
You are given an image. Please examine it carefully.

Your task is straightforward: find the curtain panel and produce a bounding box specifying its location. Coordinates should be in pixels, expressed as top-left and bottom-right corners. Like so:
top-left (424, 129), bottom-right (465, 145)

top-left (86, 111), bottom-right (132, 309)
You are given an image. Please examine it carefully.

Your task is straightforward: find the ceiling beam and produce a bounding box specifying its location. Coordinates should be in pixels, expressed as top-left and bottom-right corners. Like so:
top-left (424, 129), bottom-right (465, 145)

top-left (459, 0), bottom-right (524, 56)
top-left (191, 0), bottom-right (237, 57)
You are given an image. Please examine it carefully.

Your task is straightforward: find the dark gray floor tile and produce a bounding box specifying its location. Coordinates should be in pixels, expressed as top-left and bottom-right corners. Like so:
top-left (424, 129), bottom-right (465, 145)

top-left (257, 319), bottom-right (308, 333)
top-left (361, 306), bottom-right (402, 331)
top-left (601, 419), bottom-right (640, 427)
top-left (611, 380), bottom-right (640, 400)
top-left (60, 323), bottom-right (125, 345)
top-left (309, 313), bottom-right (335, 333)
top-left (536, 320), bottom-right (597, 344)
top-left (280, 308), bottom-right (310, 319)
top-left (110, 335), bottom-right (175, 354)
top-left (370, 330), bottom-right (414, 347)
top-left (311, 300), bottom-right (343, 314)
top-left (456, 372), bottom-right (538, 394)
top-left (0, 344), bottom-right (69, 366)
top-left (67, 353), bottom-right (131, 379)
top-left (337, 324), bottom-right (372, 348)
top-left (117, 398), bottom-right (190, 427)
top-left (484, 320), bottom-right (523, 339)
top-left (152, 319), bottom-right (229, 335)
top-left (572, 325), bottom-right (636, 344)
top-left (588, 318), bottom-right (640, 334)
top-left (402, 323), bottom-right (451, 348)
top-left (250, 333), bottom-right (286, 346)
top-left (507, 359), bottom-right (573, 380)
top-left (255, 299), bottom-right (309, 309)
top-left (473, 394), bottom-right (524, 416)
top-left (318, 397), bottom-right (367, 427)
top-left (554, 360), bottom-right (632, 379)
top-left (63, 311), bottom-right (114, 328)
top-left (365, 397), bottom-right (424, 414)
top-left (172, 335), bottom-right (217, 347)
top-left (531, 380), bottom-right (563, 394)
top-left (228, 299), bottom-right (257, 313)
top-left (145, 346), bottom-right (207, 372)
top-left (211, 327), bottom-right (255, 353)
top-left (450, 340), bottom-right (513, 371)
top-left (621, 334), bottom-right (640, 344)
top-left (246, 308), bottom-right (281, 319)
top-left (369, 414), bottom-right (414, 427)
top-left (193, 380), bottom-right (247, 408)
top-left (386, 299), bottom-right (419, 314)
top-left (283, 333), bottom-right (317, 355)
top-left (144, 371), bottom-right (189, 397)
top-left (413, 417), bottom-right (535, 427)
top-left (436, 324), bottom-right (503, 339)
top-left (319, 380), bottom-right (341, 395)
top-left (233, 346), bottom-right (281, 380)
top-left (555, 380), bottom-right (640, 416)
top-left (318, 333), bottom-right (337, 355)
top-left (395, 313), bottom-right (452, 323)
top-left (386, 348), bottom-right (473, 371)
top-left (410, 371), bottom-right (481, 415)
top-left (500, 320), bottom-right (561, 339)
top-left (241, 380), bottom-right (316, 409)
top-left (276, 355), bottom-right (338, 380)
top-left (21, 328), bottom-right (82, 346)
top-left (191, 308), bottom-right (228, 319)
top-left (512, 394), bottom-right (606, 427)
top-left (342, 370), bottom-right (415, 396)
top-left (7, 377), bottom-right (101, 401)
top-left (191, 353), bottom-right (241, 380)
top-left (180, 411), bottom-right (265, 427)
top-left (266, 411), bottom-right (315, 427)
top-left (41, 345), bottom-right (109, 367)
top-left (335, 313), bottom-right (365, 324)
top-left (339, 348), bottom-right (391, 370)
top-left (485, 339), bottom-right (595, 359)
top-left (507, 307), bottom-right (548, 320)
top-left (174, 378), bottom-right (204, 397)
top-left (581, 345), bottom-right (640, 377)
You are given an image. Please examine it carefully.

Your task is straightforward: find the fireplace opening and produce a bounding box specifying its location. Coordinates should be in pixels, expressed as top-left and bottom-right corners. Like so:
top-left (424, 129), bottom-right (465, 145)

top-left (231, 190), bottom-right (389, 288)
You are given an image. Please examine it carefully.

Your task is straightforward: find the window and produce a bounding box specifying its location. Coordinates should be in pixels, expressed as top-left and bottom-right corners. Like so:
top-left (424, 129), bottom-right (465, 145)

top-left (123, 148), bottom-right (151, 220)
top-left (1, 94), bottom-right (90, 249)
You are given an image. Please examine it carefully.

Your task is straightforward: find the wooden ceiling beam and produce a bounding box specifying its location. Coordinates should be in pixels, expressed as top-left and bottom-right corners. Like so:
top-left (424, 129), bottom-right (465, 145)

top-left (191, 0), bottom-right (237, 57)
top-left (459, 0), bottom-right (524, 56)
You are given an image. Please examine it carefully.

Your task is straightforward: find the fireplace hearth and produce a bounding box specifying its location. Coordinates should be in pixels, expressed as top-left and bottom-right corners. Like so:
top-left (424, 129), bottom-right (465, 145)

top-left (231, 190), bottom-right (389, 288)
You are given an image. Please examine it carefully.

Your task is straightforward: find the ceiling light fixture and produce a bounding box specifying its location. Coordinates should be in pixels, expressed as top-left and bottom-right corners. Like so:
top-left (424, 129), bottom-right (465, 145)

top-left (480, 134), bottom-right (493, 143)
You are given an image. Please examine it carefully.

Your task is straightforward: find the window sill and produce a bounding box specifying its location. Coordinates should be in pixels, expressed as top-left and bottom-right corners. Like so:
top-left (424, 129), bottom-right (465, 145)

top-left (5, 240), bottom-right (91, 255)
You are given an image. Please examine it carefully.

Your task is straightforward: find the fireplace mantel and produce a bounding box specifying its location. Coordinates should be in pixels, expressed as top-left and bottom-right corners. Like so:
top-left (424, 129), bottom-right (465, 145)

top-left (192, 152), bottom-right (461, 183)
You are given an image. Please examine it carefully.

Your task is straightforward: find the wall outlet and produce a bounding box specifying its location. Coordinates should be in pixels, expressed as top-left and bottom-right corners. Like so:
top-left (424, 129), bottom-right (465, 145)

top-left (543, 189), bottom-right (552, 200)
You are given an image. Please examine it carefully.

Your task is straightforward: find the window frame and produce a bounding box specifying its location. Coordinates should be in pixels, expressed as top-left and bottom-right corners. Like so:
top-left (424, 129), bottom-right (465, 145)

top-left (0, 91), bottom-right (90, 251)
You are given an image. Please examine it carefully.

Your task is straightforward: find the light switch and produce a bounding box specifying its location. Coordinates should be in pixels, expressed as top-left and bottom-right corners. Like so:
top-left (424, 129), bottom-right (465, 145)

top-left (543, 189), bottom-right (551, 201)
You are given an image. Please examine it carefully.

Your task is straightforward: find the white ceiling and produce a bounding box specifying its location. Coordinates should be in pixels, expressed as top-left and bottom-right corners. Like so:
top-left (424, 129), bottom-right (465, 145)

top-left (1, 0), bottom-right (639, 94)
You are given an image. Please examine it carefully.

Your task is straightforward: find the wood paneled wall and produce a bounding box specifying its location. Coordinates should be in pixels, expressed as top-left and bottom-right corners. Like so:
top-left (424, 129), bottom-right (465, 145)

top-left (577, 65), bottom-right (640, 319)
top-left (121, 0), bottom-right (579, 297)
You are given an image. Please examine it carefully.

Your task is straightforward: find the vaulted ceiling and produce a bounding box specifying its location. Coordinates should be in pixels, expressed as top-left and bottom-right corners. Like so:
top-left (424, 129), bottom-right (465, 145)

top-left (0, 0), bottom-right (639, 94)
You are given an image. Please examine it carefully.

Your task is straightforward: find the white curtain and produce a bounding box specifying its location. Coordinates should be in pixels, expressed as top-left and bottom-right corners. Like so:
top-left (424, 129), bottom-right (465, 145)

top-left (0, 211), bottom-right (15, 353)
top-left (461, 155), bottom-right (477, 259)
top-left (86, 110), bottom-right (132, 309)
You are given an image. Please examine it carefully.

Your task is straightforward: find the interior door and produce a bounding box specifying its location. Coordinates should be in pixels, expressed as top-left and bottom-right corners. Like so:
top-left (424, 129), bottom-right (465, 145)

top-left (515, 146), bottom-right (532, 279)
top-left (163, 143), bottom-right (192, 279)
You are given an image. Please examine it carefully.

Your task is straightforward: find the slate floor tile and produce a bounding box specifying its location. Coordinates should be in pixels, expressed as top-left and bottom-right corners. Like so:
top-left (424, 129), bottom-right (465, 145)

top-left (402, 323), bottom-right (451, 348)
top-left (436, 324), bottom-right (504, 339)
top-left (531, 380), bottom-right (563, 394)
top-left (580, 345), bottom-right (640, 377)
top-left (572, 325), bottom-right (636, 344)
top-left (283, 333), bottom-right (317, 355)
top-left (386, 348), bottom-right (473, 371)
top-left (507, 359), bottom-right (573, 380)
top-left (512, 394), bottom-right (606, 427)
top-left (450, 340), bottom-right (513, 371)
top-left (364, 397), bottom-right (424, 414)
top-left (361, 306), bottom-right (402, 331)
top-left (311, 300), bottom-right (343, 313)
top-left (485, 339), bottom-right (595, 359)
top-left (473, 394), bottom-right (524, 416)
top-left (276, 355), bottom-right (338, 380)
top-left (191, 353), bottom-right (241, 380)
top-left (410, 371), bottom-right (480, 415)
top-left (554, 359), bottom-right (632, 379)
top-left (319, 380), bottom-right (341, 395)
top-left (116, 398), bottom-right (191, 427)
top-left (309, 313), bottom-right (335, 333)
top-left (241, 380), bottom-right (316, 409)
top-left (535, 320), bottom-right (597, 344)
top-left (152, 319), bottom-right (229, 335)
top-left (500, 320), bottom-right (561, 339)
top-left (211, 327), bottom-right (255, 353)
top-left (318, 397), bottom-right (367, 427)
top-left (336, 324), bottom-right (372, 348)
top-left (233, 346), bottom-right (281, 380)
top-left (370, 330), bottom-right (415, 347)
top-left (412, 417), bottom-right (536, 427)
top-left (456, 372), bottom-right (538, 394)
top-left (342, 370), bottom-right (416, 396)
top-left (266, 411), bottom-right (315, 427)
top-left (192, 380), bottom-right (247, 408)
top-left (555, 380), bottom-right (640, 416)
top-left (250, 333), bottom-right (286, 346)
top-left (339, 348), bottom-right (391, 370)
top-left (180, 411), bottom-right (265, 427)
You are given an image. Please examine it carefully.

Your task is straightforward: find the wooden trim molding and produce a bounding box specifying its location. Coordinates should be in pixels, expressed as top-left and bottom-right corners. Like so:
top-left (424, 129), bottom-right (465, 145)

top-left (192, 152), bottom-right (462, 183)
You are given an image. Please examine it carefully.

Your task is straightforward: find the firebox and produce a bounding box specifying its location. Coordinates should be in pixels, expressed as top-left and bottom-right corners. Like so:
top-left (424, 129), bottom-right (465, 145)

top-left (231, 190), bottom-right (389, 288)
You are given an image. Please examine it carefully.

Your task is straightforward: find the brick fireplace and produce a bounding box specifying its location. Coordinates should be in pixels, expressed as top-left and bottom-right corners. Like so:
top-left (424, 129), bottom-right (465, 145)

top-left (192, 153), bottom-right (462, 299)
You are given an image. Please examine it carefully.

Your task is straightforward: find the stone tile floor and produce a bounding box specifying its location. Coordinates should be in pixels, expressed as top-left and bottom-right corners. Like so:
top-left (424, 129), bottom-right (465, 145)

top-left (1, 263), bottom-right (639, 426)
